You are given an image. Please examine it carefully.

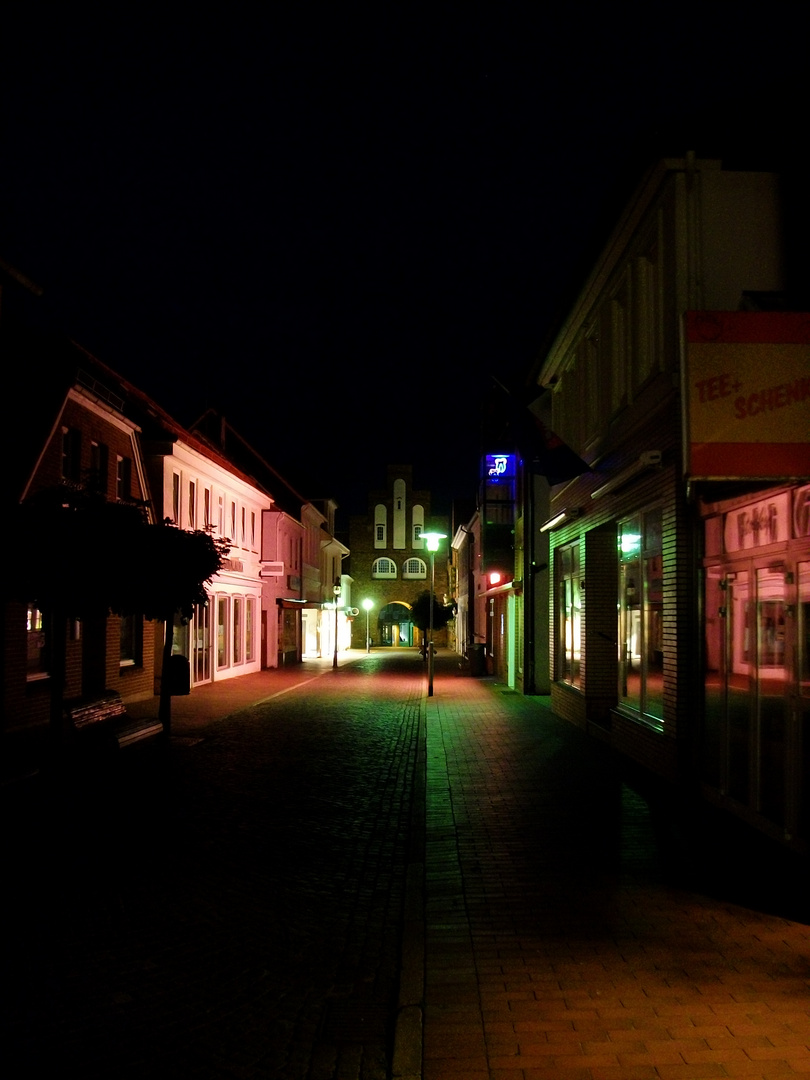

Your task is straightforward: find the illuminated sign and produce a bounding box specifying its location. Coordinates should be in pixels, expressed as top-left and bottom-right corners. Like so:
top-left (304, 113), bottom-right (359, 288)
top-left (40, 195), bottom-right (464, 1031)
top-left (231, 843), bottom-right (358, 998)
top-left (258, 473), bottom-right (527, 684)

top-left (485, 453), bottom-right (515, 479)
top-left (683, 311), bottom-right (810, 479)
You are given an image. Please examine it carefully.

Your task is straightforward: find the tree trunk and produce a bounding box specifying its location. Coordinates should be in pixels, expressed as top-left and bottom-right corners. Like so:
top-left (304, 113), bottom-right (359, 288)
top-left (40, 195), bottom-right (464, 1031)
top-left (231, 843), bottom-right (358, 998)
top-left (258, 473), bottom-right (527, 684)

top-left (49, 606), bottom-right (67, 753)
top-left (158, 615), bottom-right (173, 736)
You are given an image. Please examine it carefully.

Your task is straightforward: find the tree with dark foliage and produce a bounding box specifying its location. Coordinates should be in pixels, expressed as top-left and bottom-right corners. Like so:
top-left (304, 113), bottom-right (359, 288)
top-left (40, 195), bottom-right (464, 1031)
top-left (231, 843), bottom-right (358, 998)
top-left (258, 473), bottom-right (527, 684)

top-left (13, 488), bottom-right (227, 736)
top-left (410, 590), bottom-right (455, 659)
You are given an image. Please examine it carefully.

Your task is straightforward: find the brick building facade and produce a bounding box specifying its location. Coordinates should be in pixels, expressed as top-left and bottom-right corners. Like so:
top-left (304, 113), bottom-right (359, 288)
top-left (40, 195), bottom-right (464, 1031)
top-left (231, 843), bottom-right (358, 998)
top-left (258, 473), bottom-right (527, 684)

top-left (347, 465), bottom-right (450, 650)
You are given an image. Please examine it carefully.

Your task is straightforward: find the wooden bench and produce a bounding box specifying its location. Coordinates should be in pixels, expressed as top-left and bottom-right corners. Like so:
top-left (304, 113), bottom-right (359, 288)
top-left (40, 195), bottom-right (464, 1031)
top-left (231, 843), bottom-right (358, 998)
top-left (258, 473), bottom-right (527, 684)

top-left (115, 716), bottom-right (164, 748)
top-left (65, 692), bottom-right (163, 749)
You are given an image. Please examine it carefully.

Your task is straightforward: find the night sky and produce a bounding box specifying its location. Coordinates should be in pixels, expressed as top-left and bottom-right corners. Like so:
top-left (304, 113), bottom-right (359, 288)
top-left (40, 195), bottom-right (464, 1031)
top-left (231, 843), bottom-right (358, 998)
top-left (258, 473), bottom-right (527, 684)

top-left (3, 7), bottom-right (807, 520)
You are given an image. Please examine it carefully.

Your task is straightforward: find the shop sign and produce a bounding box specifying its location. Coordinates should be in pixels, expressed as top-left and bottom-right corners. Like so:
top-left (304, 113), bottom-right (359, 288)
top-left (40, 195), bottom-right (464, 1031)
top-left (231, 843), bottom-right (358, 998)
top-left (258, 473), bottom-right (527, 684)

top-left (485, 453), bottom-right (515, 479)
top-left (724, 492), bottom-right (790, 551)
top-left (683, 311), bottom-right (810, 479)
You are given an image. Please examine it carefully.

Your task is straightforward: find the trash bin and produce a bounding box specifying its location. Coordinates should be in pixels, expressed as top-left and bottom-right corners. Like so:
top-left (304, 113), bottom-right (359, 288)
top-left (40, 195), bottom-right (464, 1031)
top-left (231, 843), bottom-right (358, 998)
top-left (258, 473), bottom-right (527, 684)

top-left (168, 653), bottom-right (190, 695)
top-left (467, 643), bottom-right (485, 676)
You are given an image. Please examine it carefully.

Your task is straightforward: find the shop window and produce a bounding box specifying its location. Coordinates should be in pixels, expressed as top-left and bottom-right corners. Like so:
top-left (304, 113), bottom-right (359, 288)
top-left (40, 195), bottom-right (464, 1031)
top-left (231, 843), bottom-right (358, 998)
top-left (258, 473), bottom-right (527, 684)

top-left (557, 541), bottom-right (581, 688)
top-left (217, 596), bottom-right (229, 668)
top-left (245, 596), bottom-right (256, 662)
top-left (799, 562), bottom-right (810, 840)
top-left (193, 597), bottom-right (212, 684)
top-left (233, 596), bottom-right (243, 665)
top-left (800, 562), bottom-right (810, 697)
top-left (702, 566), bottom-right (753, 803)
top-left (618, 507), bottom-right (663, 722)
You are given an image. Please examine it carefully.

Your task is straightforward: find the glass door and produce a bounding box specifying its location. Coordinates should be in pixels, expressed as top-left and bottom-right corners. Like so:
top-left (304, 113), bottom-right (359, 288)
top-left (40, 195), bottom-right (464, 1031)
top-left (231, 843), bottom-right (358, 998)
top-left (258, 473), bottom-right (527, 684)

top-left (798, 561), bottom-right (810, 842)
top-left (756, 566), bottom-right (788, 826)
top-left (192, 597), bottom-right (211, 684)
top-left (702, 568), bottom-right (753, 803)
top-left (727, 571), bottom-right (753, 805)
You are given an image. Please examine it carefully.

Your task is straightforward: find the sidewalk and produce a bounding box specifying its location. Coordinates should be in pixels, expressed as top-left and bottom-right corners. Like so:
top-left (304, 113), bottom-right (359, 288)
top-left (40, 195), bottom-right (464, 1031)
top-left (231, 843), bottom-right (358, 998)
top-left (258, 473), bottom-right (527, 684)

top-left (419, 656), bottom-right (810, 1080)
top-left (125, 651), bottom-right (365, 733)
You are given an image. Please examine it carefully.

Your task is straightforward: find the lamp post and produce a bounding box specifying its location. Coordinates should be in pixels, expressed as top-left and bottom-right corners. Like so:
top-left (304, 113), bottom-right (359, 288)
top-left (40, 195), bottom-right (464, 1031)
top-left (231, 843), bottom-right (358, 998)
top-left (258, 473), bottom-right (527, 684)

top-left (362, 598), bottom-right (374, 653)
top-left (421, 531), bottom-right (447, 697)
top-left (332, 581), bottom-right (341, 669)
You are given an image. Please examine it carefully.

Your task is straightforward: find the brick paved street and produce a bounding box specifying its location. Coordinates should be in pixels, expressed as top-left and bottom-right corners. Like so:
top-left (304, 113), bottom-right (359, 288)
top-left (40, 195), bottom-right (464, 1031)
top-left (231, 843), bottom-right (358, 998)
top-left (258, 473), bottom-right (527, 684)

top-left (422, 661), bottom-right (810, 1080)
top-left (3, 649), bottom-right (810, 1080)
top-left (3, 652), bottom-right (422, 1080)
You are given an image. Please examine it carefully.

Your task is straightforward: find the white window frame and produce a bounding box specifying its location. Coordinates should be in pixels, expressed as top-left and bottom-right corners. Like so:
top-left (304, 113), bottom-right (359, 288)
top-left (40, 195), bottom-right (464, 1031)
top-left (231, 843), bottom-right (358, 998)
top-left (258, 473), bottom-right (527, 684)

top-left (372, 557), bottom-right (398, 579)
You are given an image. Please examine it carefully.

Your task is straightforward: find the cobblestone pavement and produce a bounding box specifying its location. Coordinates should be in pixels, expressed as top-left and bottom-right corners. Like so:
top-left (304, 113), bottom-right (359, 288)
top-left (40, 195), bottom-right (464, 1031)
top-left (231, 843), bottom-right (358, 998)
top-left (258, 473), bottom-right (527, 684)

top-left (5, 651), bottom-right (810, 1080)
top-left (422, 664), bottom-right (810, 1080)
top-left (3, 651), bottom-right (424, 1080)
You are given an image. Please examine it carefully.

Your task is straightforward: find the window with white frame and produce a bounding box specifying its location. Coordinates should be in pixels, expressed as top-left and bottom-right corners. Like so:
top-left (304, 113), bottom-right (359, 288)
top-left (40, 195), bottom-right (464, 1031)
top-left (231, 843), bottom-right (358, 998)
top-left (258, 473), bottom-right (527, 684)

top-left (203, 487), bottom-right (212, 529)
top-left (116, 455), bottom-right (131, 501)
top-left (172, 472), bottom-right (181, 524)
top-left (61, 426), bottom-right (81, 483)
top-left (188, 480), bottom-right (197, 529)
top-left (217, 596), bottom-right (229, 668)
top-left (412, 504), bottom-right (425, 547)
top-left (372, 557), bottom-right (397, 579)
top-left (245, 596), bottom-right (256, 661)
top-left (374, 504), bottom-right (387, 548)
top-left (233, 595), bottom-right (243, 664)
top-left (403, 557), bottom-right (427, 579)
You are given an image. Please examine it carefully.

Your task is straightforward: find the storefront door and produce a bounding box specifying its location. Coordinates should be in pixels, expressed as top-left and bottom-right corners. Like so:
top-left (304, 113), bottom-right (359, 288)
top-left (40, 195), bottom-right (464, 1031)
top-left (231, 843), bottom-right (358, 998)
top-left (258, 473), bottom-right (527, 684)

top-left (703, 559), bottom-right (800, 836)
top-left (192, 598), bottom-right (212, 685)
top-left (797, 560), bottom-right (810, 842)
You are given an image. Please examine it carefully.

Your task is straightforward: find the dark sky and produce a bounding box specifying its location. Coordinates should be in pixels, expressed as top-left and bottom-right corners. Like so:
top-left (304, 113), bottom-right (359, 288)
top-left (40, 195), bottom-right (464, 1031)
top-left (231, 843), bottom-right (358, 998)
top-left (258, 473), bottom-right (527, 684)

top-left (3, 7), bottom-right (807, 518)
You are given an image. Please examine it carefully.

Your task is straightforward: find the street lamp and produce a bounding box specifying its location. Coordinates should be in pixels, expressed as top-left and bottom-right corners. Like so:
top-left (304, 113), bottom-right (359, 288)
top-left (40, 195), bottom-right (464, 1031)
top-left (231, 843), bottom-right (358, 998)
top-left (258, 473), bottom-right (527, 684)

top-left (421, 531), bottom-right (447, 697)
top-left (362, 598), bottom-right (374, 653)
top-left (333, 581), bottom-right (341, 669)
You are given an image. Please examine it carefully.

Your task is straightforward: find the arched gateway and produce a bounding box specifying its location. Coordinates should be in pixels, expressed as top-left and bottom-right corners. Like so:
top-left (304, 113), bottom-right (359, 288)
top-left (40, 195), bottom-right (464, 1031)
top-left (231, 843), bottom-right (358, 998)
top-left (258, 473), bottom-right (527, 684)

top-left (377, 601), bottom-right (413, 647)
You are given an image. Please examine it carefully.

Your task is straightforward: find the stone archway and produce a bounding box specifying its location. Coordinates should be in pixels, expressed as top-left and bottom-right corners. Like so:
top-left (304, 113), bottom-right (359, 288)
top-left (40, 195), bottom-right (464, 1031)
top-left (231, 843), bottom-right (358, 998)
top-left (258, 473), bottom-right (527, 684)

top-left (378, 601), bottom-right (413, 647)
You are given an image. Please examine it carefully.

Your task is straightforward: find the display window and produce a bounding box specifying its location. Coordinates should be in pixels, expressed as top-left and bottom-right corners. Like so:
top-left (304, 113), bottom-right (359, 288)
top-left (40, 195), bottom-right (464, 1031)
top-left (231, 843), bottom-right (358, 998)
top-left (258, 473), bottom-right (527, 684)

top-left (701, 485), bottom-right (810, 841)
top-left (618, 506), bottom-right (664, 722)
